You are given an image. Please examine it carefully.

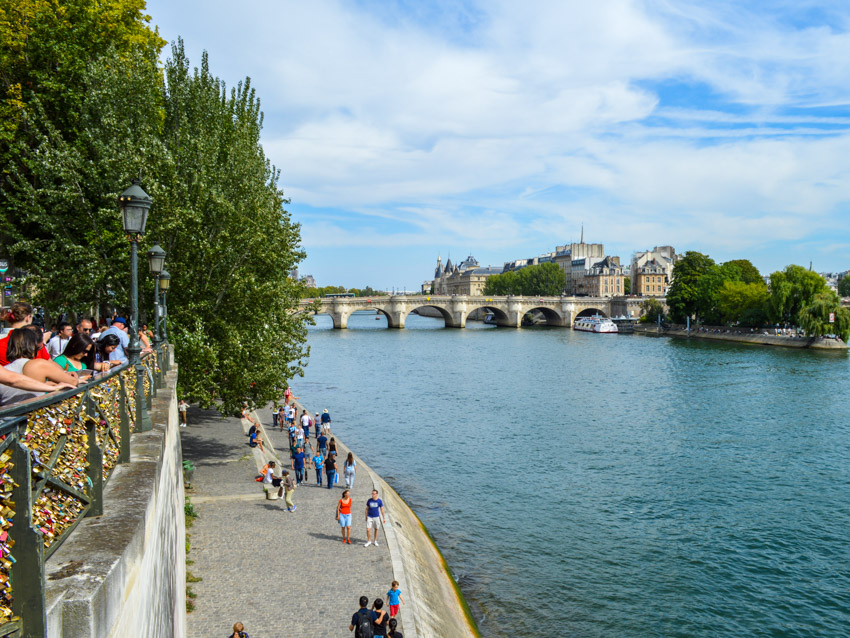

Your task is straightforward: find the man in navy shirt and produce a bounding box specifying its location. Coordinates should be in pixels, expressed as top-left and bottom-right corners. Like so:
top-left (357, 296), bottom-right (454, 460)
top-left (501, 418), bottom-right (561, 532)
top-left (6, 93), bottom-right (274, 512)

top-left (317, 433), bottom-right (328, 457)
top-left (291, 447), bottom-right (306, 485)
top-left (349, 596), bottom-right (377, 637)
top-left (364, 489), bottom-right (386, 547)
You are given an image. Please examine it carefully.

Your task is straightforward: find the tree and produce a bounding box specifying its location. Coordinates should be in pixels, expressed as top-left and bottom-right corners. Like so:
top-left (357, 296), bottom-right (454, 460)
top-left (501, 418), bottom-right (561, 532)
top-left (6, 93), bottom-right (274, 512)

top-left (768, 265), bottom-right (829, 326)
top-left (716, 281), bottom-right (769, 326)
top-left (665, 252), bottom-right (716, 323)
top-left (0, 25), bottom-right (311, 413)
top-left (798, 291), bottom-right (850, 342)
top-left (639, 298), bottom-right (665, 323)
top-left (837, 274), bottom-right (850, 298)
top-left (724, 259), bottom-right (763, 285)
top-left (623, 276), bottom-right (631, 295)
top-left (483, 263), bottom-right (565, 296)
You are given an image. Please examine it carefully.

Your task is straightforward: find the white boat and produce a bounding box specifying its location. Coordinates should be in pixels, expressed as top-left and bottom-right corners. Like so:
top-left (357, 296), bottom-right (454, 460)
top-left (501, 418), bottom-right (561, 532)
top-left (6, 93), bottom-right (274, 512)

top-left (573, 315), bottom-right (618, 333)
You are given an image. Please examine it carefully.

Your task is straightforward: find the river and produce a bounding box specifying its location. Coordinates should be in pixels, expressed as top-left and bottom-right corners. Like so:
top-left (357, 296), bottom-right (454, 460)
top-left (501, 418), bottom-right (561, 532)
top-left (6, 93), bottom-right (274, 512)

top-left (298, 311), bottom-right (850, 637)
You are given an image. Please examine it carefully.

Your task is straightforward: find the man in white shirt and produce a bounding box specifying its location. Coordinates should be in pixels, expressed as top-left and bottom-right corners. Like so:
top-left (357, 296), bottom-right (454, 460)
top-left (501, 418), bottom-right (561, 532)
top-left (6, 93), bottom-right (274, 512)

top-left (46, 322), bottom-right (73, 358)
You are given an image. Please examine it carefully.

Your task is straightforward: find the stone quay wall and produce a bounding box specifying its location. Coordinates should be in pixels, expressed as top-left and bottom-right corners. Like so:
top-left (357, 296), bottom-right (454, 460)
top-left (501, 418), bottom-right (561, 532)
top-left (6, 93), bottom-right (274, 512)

top-left (634, 324), bottom-right (848, 350)
top-left (44, 361), bottom-right (186, 637)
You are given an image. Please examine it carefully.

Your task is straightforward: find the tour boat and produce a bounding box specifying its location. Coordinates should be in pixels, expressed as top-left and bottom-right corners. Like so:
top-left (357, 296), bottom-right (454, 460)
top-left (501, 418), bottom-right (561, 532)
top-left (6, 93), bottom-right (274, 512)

top-left (573, 316), bottom-right (618, 333)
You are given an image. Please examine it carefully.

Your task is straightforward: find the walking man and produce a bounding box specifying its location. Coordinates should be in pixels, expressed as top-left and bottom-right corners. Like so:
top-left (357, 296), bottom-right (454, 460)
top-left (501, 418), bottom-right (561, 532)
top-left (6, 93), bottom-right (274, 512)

top-left (283, 470), bottom-right (296, 512)
top-left (321, 408), bottom-right (332, 434)
top-left (292, 446), bottom-right (306, 485)
top-left (364, 489), bottom-right (386, 547)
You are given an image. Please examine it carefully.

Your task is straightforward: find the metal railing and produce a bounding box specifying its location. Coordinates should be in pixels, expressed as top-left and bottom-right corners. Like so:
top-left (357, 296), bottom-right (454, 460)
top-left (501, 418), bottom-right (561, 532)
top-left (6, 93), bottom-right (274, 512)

top-left (0, 344), bottom-right (171, 638)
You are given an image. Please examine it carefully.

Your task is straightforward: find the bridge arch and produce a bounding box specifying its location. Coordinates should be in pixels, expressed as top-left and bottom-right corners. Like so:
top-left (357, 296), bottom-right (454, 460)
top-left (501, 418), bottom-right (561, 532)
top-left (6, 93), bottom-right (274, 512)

top-left (575, 307), bottom-right (608, 319)
top-left (478, 306), bottom-right (512, 327)
top-left (522, 306), bottom-right (568, 327)
top-left (406, 305), bottom-right (458, 328)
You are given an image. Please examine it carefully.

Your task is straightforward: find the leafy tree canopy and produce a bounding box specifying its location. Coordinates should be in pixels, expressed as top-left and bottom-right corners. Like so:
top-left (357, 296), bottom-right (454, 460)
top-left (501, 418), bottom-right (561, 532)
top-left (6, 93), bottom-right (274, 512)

top-left (767, 265), bottom-right (829, 326)
top-left (483, 262), bottom-right (566, 296)
top-left (837, 274), bottom-right (850, 298)
top-left (798, 291), bottom-right (850, 342)
top-left (0, 13), bottom-right (310, 414)
top-left (665, 251), bottom-right (716, 322)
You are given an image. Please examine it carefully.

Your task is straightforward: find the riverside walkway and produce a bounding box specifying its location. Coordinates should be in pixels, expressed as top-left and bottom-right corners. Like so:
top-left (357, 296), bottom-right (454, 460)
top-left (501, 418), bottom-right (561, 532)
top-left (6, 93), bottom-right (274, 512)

top-left (181, 405), bottom-right (402, 638)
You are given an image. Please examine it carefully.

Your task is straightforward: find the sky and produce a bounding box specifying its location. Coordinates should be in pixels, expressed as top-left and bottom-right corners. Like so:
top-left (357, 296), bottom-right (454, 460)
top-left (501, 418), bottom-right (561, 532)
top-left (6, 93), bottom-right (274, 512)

top-left (145, 0), bottom-right (850, 290)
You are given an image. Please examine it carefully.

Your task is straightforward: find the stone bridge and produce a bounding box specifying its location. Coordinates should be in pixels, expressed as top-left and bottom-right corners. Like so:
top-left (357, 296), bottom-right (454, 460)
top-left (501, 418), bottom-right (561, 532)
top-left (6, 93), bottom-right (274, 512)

top-left (299, 295), bottom-right (650, 329)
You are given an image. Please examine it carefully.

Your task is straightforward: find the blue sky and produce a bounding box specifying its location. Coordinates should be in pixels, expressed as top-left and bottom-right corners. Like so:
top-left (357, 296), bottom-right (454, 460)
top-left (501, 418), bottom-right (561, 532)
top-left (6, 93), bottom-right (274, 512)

top-left (145, 0), bottom-right (850, 289)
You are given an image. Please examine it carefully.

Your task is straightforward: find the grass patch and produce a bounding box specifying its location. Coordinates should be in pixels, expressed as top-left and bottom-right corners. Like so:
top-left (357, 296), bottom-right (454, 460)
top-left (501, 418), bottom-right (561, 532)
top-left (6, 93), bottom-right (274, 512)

top-left (187, 571), bottom-right (202, 583)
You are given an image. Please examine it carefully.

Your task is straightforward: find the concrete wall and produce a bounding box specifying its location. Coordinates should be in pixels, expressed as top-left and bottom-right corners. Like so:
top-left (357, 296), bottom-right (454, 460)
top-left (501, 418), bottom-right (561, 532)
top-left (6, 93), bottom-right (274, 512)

top-left (634, 324), bottom-right (848, 350)
top-left (43, 365), bottom-right (186, 637)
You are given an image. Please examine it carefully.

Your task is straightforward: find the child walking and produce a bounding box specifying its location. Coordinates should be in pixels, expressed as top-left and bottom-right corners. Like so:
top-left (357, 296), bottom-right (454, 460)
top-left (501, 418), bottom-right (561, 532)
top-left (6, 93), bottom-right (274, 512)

top-left (386, 580), bottom-right (405, 618)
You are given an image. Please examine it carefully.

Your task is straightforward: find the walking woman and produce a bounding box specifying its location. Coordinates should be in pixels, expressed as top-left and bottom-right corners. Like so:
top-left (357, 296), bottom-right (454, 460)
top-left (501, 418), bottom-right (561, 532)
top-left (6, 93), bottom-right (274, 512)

top-left (328, 436), bottom-right (338, 457)
top-left (336, 489), bottom-right (353, 544)
top-left (344, 452), bottom-right (357, 489)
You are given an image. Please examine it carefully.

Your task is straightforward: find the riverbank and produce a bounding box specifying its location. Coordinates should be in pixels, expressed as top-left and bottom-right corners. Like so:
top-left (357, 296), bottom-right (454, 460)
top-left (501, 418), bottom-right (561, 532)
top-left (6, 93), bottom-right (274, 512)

top-left (287, 402), bottom-right (480, 638)
top-left (633, 323), bottom-right (848, 350)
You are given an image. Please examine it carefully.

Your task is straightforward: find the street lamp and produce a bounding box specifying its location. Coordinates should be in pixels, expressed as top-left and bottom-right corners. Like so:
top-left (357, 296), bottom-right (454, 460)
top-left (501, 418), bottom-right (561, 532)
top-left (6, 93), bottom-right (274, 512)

top-left (118, 178), bottom-right (153, 432)
top-left (158, 270), bottom-right (170, 342)
top-left (146, 243), bottom-right (166, 345)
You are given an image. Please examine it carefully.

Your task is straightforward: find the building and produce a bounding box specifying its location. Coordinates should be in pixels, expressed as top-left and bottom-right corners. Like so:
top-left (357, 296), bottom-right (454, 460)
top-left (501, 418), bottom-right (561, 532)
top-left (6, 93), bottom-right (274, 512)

top-left (300, 274), bottom-right (317, 289)
top-left (571, 255), bottom-right (624, 297)
top-left (503, 251), bottom-right (556, 272)
top-left (632, 259), bottom-right (667, 297)
top-left (630, 246), bottom-right (679, 295)
top-left (552, 235), bottom-right (606, 295)
top-left (430, 255), bottom-right (502, 295)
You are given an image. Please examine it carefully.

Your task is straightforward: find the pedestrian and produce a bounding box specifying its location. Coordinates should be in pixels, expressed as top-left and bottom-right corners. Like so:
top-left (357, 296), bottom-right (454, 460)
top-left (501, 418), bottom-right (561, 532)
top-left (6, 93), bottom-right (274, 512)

top-left (321, 408), bottom-right (332, 434)
top-left (301, 410), bottom-right (311, 440)
top-left (387, 618), bottom-right (403, 638)
top-left (344, 452), bottom-right (357, 489)
top-left (178, 399), bottom-right (188, 427)
top-left (312, 449), bottom-right (324, 486)
top-left (328, 436), bottom-right (338, 457)
top-left (349, 596), bottom-right (377, 637)
top-left (317, 432), bottom-right (329, 458)
top-left (278, 406), bottom-right (285, 432)
top-left (292, 446), bottom-right (306, 485)
top-left (337, 489), bottom-right (353, 544)
top-left (272, 405), bottom-right (279, 430)
top-left (385, 581), bottom-right (405, 618)
top-left (372, 599), bottom-right (389, 636)
top-left (325, 452), bottom-right (337, 490)
top-left (283, 470), bottom-right (296, 512)
top-left (314, 412), bottom-right (321, 438)
top-left (283, 386), bottom-right (293, 405)
top-left (364, 489), bottom-right (386, 547)
top-left (228, 621), bottom-right (249, 638)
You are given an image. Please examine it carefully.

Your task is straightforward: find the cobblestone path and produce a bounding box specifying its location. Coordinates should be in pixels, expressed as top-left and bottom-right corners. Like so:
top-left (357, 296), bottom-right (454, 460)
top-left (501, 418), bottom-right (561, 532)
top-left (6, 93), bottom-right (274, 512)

top-left (182, 405), bottom-right (400, 638)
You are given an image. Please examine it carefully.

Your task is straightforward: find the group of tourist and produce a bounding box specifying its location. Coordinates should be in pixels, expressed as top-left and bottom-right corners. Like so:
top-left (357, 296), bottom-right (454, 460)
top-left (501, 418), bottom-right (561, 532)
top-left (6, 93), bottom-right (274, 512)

top-left (0, 301), bottom-right (154, 407)
top-left (350, 590), bottom-right (405, 637)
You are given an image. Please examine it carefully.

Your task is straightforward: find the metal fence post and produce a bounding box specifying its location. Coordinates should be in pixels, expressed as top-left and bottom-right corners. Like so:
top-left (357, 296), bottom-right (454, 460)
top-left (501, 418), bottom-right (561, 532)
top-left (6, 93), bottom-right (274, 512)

top-left (10, 431), bottom-right (46, 638)
top-left (84, 394), bottom-right (104, 518)
top-left (118, 374), bottom-right (131, 463)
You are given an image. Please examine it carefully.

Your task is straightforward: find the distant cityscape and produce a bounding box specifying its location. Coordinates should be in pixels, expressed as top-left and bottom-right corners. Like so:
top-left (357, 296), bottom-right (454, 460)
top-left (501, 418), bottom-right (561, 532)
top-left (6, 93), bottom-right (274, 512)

top-left (292, 242), bottom-right (850, 299)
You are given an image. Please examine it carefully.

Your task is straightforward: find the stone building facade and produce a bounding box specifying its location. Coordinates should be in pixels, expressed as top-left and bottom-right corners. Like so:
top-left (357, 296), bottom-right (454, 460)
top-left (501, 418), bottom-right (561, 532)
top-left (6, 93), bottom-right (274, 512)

top-left (572, 255), bottom-right (625, 297)
top-left (430, 255), bottom-right (502, 295)
top-left (632, 258), bottom-right (667, 297)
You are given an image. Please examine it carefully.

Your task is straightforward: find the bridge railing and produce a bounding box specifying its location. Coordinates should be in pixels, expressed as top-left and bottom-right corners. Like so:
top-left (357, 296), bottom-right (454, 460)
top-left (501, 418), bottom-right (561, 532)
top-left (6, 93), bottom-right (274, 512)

top-left (0, 343), bottom-right (172, 637)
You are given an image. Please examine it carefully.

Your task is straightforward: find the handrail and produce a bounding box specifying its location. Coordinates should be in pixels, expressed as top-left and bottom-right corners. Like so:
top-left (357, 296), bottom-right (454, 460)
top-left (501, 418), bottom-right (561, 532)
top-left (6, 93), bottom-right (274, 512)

top-left (0, 343), bottom-right (171, 637)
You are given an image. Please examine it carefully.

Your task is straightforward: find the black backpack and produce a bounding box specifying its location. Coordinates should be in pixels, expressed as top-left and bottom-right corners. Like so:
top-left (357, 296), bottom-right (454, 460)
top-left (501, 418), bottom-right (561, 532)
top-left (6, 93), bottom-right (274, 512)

top-left (356, 609), bottom-right (374, 638)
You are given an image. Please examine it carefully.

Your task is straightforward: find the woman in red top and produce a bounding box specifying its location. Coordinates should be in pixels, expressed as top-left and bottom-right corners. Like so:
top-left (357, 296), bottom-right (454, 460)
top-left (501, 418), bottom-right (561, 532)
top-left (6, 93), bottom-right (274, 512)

top-left (0, 302), bottom-right (50, 366)
top-left (336, 489), bottom-right (353, 544)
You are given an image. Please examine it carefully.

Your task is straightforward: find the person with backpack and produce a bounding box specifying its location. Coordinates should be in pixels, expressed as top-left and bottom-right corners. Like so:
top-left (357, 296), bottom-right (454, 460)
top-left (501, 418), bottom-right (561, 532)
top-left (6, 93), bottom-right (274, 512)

top-left (349, 596), bottom-right (377, 637)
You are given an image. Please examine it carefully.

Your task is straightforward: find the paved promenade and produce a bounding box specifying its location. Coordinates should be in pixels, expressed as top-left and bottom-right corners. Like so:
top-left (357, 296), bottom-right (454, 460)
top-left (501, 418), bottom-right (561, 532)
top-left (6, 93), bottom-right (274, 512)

top-left (182, 405), bottom-right (402, 638)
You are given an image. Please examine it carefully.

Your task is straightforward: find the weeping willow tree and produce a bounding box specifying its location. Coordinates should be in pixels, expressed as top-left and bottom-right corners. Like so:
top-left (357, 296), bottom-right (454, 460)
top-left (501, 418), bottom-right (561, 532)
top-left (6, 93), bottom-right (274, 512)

top-left (798, 292), bottom-right (850, 342)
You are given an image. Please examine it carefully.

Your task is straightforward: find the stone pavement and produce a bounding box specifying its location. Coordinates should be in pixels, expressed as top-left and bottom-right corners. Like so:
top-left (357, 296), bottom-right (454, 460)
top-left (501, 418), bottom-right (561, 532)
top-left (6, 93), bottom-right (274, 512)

top-left (181, 405), bottom-right (402, 638)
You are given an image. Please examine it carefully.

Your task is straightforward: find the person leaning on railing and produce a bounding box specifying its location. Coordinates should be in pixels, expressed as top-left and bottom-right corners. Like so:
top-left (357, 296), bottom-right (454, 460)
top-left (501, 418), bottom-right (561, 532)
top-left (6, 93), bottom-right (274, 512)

top-left (83, 333), bottom-right (121, 373)
top-left (0, 326), bottom-right (78, 406)
top-left (53, 333), bottom-right (113, 373)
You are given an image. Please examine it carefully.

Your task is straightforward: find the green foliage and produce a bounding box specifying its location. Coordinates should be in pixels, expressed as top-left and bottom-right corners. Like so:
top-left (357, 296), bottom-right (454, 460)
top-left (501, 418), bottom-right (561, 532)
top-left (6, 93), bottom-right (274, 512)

top-left (716, 281), bottom-right (769, 326)
top-left (623, 276), bottom-right (631, 295)
top-left (798, 292), bottom-right (850, 342)
top-left (483, 262), bottom-right (565, 296)
top-left (639, 298), bottom-right (665, 323)
top-left (0, 9), bottom-right (311, 414)
top-left (837, 274), bottom-right (850, 298)
top-left (724, 259), bottom-right (763, 285)
top-left (767, 265), bottom-right (829, 325)
top-left (302, 285), bottom-right (387, 298)
top-left (665, 252), bottom-right (716, 322)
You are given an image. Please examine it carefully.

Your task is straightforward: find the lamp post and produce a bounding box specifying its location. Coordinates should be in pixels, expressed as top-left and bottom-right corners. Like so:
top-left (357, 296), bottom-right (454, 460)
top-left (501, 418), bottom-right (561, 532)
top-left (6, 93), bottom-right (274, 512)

top-left (159, 270), bottom-right (170, 343)
top-left (118, 178), bottom-right (153, 432)
top-left (146, 243), bottom-right (166, 345)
